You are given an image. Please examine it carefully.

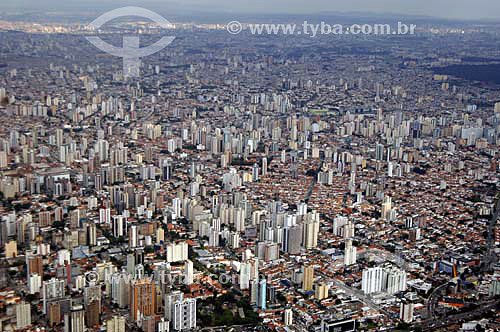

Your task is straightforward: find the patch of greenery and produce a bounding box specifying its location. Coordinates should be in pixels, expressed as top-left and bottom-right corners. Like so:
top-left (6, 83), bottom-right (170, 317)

top-left (197, 292), bottom-right (262, 327)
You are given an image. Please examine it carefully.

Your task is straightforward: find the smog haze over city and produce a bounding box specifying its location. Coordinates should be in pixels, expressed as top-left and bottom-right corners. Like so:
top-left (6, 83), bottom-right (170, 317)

top-left (0, 1), bottom-right (500, 332)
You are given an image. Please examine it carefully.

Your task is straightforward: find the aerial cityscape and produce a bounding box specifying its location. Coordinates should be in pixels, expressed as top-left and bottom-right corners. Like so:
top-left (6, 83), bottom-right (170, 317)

top-left (0, 1), bottom-right (500, 331)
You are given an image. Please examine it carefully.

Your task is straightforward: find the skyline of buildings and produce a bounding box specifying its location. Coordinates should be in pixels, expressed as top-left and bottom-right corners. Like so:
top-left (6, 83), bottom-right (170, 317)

top-left (0, 6), bottom-right (499, 332)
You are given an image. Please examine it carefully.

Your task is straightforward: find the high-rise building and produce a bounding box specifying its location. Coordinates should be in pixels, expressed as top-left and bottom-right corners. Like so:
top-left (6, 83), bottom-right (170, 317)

top-left (26, 255), bottom-right (43, 277)
top-left (84, 284), bottom-right (101, 311)
top-left (385, 268), bottom-right (407, 295)
top-left (130, 278), bottom-right (156, 322)
top-left (126, 254), bottom-right (135, 275)
top-left (302, 212), bottom-right (320, 249)
top-left (381, 196), bottom-right (394, 221)
top-left (172, 298), bottom-right (196, 331)
top-left (284, 308), bottom-right (293, 326)
top-left (99, 208), bottom-right (111, 224)
top-left (165, 291), bottom-right (184, 322)
top-left (64, 305), bottom-right (85, 332)
top-left (86, 300), bottom-right (100, 328)
top-left (208, 229), bottom-right (219, 247)
top-left (113, 215), bottom-right (126, 237)
top-left (106, 316), bottom-right (126, 332)
top-left (239, 262), bottom-right (250, 290)
top-left (135, 264), bottom-right (145, 280)
top-left (302, 266), bottom-right (314, 291)
top-left (259, 279), bottom-right (267, 310)
top-left (157, 227), bottom-right (165, 244)
top-left (229, 232), bottom-right (240, 249)
top-left (362, 266), bottom-right (407, 295)
top-left (42, 278), bottom-right (65, 314)
top-left (5, 240), bottom-right (17, 258)
top-left (333, 216), bottom-right (348, 236)
top-left (250, 279), bottom-right (259, 304)
top-left (344, 239), bottom-right (357, 266)
top-left (162, 159), bottom-right (173, 181)
top-left (58, 249), bottom-right (71, 266)
top-left (376, 143), bottom-right (384, 160)
top-left (129, 225), bottom-right (138, 248)
top-left (16, 302), bottom-right (31, 329)
top-left (249, 258), bottom-right (259, 281)
top-left (111, 272), bottom-right (130, 308)
top-left (0, 151), bottom-right (7, 169)
top-left (184, 260), bottom-right (193, 285)
top-left (489, 277), bottom-right (500, 297)
top-left (268, 241), bottom-right (280, 261)
top-left (315, 283), bottom-right (330, 300)
top-left (49, 302), bottom-right (61, 327)
top-left (284, 224), bottom-right (302, 255)
top-left (158, 317), bottom-right (170, 332)
top-left (252, 163), bottom-right (259, 181)
top-left (362, 267), bottom-right (383, 294)
top-left (86, 223), bottom-right (97, 246)
top-left (166, 242), bottom-right (188, 263)
top-left (143, 316), bottom-right (156, 332)
top-left (28, 273), bottom-right (42, 294)
top-left (495, 102), bottom-right (500, 113)
top-left (343, 220), bottom-right (355, 238)
top-left (400, 301), bottom-right (414, 323)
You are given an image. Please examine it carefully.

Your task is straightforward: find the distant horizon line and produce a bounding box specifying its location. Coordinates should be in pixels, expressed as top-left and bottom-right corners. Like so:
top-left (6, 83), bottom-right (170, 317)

top-left (0, 6), bottom-right (499, 24)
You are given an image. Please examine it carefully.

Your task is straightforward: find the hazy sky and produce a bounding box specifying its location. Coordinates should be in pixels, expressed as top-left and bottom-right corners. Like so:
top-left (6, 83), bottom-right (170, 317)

top-left (180, 0), bottom-right (500, 20)
top-left (2, 0), bottom-right (500, 20)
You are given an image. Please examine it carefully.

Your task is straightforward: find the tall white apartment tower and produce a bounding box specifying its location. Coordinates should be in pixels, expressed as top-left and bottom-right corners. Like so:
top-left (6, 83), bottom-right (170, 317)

top-left (184, 260), bottom-right (193, 285)
top-left (344, 239), bottom-right (357, 266)
top-left (16, 302), bottom-right (31, 329)
top-left (172, 298), bottom-right (196, 331)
